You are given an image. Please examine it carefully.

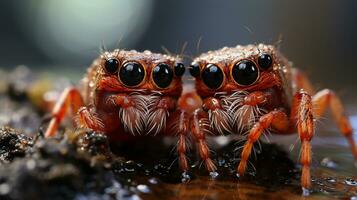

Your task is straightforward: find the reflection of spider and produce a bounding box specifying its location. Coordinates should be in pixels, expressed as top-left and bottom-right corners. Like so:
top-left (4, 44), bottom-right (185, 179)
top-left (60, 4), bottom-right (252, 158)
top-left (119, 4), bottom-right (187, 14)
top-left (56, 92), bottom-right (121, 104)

top-left (189, 44), bottom-right (356, 192)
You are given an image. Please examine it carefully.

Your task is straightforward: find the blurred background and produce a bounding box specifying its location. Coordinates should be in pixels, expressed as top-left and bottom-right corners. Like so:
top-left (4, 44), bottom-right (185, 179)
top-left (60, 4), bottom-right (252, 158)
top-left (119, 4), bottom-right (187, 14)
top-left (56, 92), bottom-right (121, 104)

top-left (0, 0), bottom-right (357, 97)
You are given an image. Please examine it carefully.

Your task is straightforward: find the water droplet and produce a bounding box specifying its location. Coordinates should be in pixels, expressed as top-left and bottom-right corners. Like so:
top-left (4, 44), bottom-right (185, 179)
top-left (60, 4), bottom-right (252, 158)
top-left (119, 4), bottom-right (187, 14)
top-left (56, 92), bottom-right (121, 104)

top-left (302, 187), bottom-right (310, 196)
top-left (320, 157), bottom-right (338, 169)
top-left (248, 171), bottom-right (256, 177)
top-left (326, 177), bottom-right (336, 183)
top-left (144, 50), bottom-right (152, 55)
top-left (345, 178), bottom-right (357, 186)
top-left (124, 160), bottom-right (136, 172)
top-left (350, 196), bottom-right (357, 200)
top-left (181, 171), bottom-right (191, 182)
top-left (217, 157), bottom-right (225, 166)
top-left (236, 173), bottom-right (240, 179)
top-left (209, 171), bottom-right (219, 179)
top-left (319, 188), bottom-right (327, 193)
top-left (137, 184), bottom-right (150, 193)
top-left (148, 177), bottom-right (158, 185)
top-left (316, 181), bottom-right (324, 186)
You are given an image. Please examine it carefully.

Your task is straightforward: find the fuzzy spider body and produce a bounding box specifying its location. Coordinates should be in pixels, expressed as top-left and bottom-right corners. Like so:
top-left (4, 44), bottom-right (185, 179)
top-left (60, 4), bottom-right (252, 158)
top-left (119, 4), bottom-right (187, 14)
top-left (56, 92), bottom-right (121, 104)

top-left (45, 49), bottom-right (195, 171)
top-left (189, 44), bottom-right (356, 191)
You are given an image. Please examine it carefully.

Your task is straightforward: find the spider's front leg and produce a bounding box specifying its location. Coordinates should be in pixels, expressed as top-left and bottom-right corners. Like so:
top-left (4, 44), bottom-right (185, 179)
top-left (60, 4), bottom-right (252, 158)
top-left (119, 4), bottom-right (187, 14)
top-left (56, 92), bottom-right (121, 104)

top-left (45, 87), bottom-right (103, 137)
top-left (190, 97), bottom-right (232, 173)
top-left (191, 108), bottom-right (217, 172)
top-left (241, 90), bottom-right (315, 190)
top-left (150, 96), bottom-right (190, 172)
top-left (237, 110), bottom-right (289, 176)
top-left (166, 108), bottom-right (190, 172)
top-left (290, 90), bottom-right (315, 190)
top-left (236, 89), bottom-right (290, 174)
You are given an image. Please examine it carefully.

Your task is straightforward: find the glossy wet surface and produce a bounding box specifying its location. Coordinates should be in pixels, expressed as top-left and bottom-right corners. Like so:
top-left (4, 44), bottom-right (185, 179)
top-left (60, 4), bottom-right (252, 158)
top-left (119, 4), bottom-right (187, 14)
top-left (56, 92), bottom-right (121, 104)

top-left (91, 94), bottom-right (357, 200)
top-left (114, 124), bottom-right (357, 200)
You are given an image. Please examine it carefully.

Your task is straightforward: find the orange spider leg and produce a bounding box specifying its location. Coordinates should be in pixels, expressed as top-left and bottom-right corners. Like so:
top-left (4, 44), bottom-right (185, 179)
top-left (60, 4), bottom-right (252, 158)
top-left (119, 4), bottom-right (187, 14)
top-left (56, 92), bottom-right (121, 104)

top-left (152, 95), bottom-right (191, 172)
top-left (191, 108), bottom-right (217, 172)
top-left (107, 93), bottom-right (137, 108)
top-left (292, 68), bottom-right (315, 95)
top-left (168, 89), bottom-right (202, 172)
top-left (312, 89), bottom-right (357, 159)
top-left (242, 91), bottom-right (271, 106)
top-left (167, 110), bottom-right (190, 172)
top-left (45, 87), bottom-right (85, 137)
top-left (76, 106), bottom-right (104, 131)
top-left (237, 110), bottom-right (289, 176)
top-left (45, 87), bottom-right (105, 137)
top-left (202, 97), bottom-right (232, 134)
top-left (191, 96), bottom-right (235, 173)
top-left (292, 90), bottom-right (315, 189)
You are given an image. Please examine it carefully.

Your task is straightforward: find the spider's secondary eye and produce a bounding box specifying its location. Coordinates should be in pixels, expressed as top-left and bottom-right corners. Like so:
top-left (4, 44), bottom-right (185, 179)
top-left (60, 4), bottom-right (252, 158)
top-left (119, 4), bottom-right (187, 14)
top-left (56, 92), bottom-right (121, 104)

top-left (119, 62), bottom-right (145, 87)
top-left (257, 53), bottom-right (272, 69)
top-left (152, 63), bottom-right (174, 88)
top-left (174, 63), bottom-right (185, 76)
top-left (232, 60), bottom-right (259, 86)
top-left (189, 62), bottom-right (200, 77)
top-left (104, 58), bottom-right (119, 74)
top-left (201, 64), bottom-right (223, 89)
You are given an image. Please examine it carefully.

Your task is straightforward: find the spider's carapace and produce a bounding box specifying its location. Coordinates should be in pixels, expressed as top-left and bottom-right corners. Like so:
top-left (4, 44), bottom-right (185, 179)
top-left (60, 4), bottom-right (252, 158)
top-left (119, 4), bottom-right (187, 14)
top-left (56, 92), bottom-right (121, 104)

top-left (189, 43), bottom-right (357, 192)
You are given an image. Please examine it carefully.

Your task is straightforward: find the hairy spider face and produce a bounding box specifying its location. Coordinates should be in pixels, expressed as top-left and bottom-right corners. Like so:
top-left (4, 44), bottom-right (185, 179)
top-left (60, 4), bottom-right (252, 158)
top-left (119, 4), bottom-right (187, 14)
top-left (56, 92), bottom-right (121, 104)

top-left (96, 49), bottom-right (185, 97)
top-left (190, 44), bottom-right (283, 98)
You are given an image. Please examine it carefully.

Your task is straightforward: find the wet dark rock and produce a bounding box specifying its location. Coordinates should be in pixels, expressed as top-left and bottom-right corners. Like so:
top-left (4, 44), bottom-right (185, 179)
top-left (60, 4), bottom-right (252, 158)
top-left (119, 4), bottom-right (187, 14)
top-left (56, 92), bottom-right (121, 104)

top-left (0, 126), bottom-right (356, 199)
top-left (0, 127), bottom-right (32, 163)
top-left (76, 131), bottom-right (112, 158)
top-left (109, 138), bottom-right (196, 185)
top-left (0, 130), bottom-right (137, 200)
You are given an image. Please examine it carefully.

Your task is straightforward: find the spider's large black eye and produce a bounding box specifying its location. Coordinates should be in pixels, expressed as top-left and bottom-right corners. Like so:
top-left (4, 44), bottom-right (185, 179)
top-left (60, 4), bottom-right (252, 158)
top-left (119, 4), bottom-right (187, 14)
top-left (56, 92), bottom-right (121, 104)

top-left (189, 62), bottom-right (200, 77)
top-left (152, 63), bottom-right (174, 88)
top-left (232, 60), bottom-right (259, 86)
top-left (119, 62), bottom-right (145, 87)
top-left (201, 64), bottom-right (223, 89)
top-left (104, 58), bottom-right (119, 74)
top-left (258, 53), bottom-right (272, 70)
top-left (174, 63), bottom-right (185, 76)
